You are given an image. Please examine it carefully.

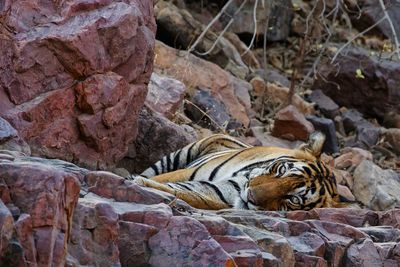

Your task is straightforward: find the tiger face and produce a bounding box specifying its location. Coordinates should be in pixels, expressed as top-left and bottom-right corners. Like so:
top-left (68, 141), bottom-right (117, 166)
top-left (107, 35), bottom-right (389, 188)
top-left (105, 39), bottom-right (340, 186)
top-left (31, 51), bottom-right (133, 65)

top-left (242, 132), bottom-right (341, 211)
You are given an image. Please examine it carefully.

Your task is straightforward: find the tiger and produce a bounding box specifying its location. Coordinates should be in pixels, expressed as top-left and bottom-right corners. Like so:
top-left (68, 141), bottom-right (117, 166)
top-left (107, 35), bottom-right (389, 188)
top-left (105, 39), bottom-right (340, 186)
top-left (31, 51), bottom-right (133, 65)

top-left (130, 132), bottom-right (343, 211)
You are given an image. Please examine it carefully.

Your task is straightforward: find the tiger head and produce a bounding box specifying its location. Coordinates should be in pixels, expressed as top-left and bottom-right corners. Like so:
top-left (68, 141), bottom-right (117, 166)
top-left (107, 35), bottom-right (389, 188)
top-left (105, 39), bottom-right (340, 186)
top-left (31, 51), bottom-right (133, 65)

top-left (244, 132), bottom-right (342, 211)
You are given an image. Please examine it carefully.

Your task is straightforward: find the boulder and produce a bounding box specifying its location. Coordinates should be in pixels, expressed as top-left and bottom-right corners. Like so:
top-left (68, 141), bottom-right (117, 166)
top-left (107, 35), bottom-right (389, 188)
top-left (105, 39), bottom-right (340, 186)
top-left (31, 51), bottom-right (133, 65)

top-left (345, 239), bottom-right (382, 267)
top-left (0, 154), bottom-right (81, 266)
top-left (118, 106), bottom-right (197, 174)
top-left (185, 88), bottom-right (237, 130)
top-left (313, 49), bottom-right (400, 120)
top-left (308, 89), bottom-right (339, 119)
top-left (272, 105), bottom-right (315, 141)
top-left (334, 147), bottom-right (373, 172)
top-left (222, 0), bottom-right (293, 42)
top-left (353, 160), bottom-right (400, 210)
top-left (345, 0), bottom-right (400, 39)
top-left (154, 40), bottom-right (252, 128)
top-left (146, 72), bottom-right (186, 119)
top-left (0, 117), bottom-right (30, 155)
top-left (0, 0), bottom-right (156, 169)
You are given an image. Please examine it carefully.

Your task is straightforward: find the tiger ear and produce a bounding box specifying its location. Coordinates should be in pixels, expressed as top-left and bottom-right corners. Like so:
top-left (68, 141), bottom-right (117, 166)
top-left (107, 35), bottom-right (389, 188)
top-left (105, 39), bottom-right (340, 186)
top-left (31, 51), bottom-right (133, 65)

top-left (298, 131), bottom-right (326, 158)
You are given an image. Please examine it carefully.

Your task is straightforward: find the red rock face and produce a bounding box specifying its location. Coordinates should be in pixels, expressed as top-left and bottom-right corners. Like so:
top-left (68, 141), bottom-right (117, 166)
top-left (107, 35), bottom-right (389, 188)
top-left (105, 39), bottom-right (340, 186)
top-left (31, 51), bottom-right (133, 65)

top-left (0, 0), bottom-right (156, 169)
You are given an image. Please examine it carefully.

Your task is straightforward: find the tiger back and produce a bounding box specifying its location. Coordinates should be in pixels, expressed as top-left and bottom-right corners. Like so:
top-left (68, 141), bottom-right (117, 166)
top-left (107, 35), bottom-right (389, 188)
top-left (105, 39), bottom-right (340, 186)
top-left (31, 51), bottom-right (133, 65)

top-left (132, 132), bottom-right (342, 211)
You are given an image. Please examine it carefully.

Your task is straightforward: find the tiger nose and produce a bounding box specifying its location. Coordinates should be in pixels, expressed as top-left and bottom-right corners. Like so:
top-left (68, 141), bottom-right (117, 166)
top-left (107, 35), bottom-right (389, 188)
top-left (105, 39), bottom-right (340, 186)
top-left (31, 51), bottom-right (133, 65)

top-left (247, 189), bottom-right (257, 205)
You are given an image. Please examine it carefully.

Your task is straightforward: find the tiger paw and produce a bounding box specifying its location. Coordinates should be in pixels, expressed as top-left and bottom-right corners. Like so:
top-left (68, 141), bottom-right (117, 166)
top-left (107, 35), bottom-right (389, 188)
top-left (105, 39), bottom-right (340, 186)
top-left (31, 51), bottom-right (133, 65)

top-left (127, 175), bottom-right (147, 186)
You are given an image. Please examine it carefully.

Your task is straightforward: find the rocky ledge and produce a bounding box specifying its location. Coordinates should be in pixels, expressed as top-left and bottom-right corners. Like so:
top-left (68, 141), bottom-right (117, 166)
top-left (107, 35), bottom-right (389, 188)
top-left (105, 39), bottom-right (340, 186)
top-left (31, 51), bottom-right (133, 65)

top-left (0, 151), bottom-right (399, 267)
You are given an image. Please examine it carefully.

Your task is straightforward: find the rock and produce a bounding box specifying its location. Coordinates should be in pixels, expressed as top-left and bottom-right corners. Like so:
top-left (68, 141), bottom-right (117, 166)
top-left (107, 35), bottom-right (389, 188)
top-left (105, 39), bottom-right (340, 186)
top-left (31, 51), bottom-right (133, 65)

top-left (148, 216), bottom-right (235, 267)
top-left (146, 72), bottom-right (186, 119)
top-left (381, 128), bottom-right (400, 155)
top-left (383, 111), bottom-right (400, 129)
top-left (306, 115), bottom-right (339, 154)
top-left (345, 238), bottom-right (382, 267)
top-left (353, 160), bottom-right (400, 210)
top-left (84, 171), bottom-right (174, 205)
top-left (237, 225), bottom-right (295, 266)
top-left (222, 0), bottom-right (293, 42)
top-left (272, 105), bottom-right (315, 141)
top-left (251, 127), bottom-right (303, 149)
top-left (0, 0), bottom-right (156, 169)
top-left (334, 147), bottom-right (373, 171)
top-left (118, 106), bottom-right (197, 173)
top-left (333, 169), bottom-right (354, 188)
top-left (67, 199), bottom-right (120, 267)
top-left (378, 209), bottom-right (400, 229)
top-left (0, 117), bottom-right (30, 155)
top-left (287, 208), bottom-right (380, 228)
top-left (0, 200), bottom-right (14, 259)
top-left (251, 68), bottom-right (291, 87)
top-left (294, 254), bottom-right (327, 267)
top-left (345, 0), bottom-right (400, 39)
top-left (250, 78), bottom-right (314, 115)
top-left (359, 226), bottom-right (400, 243)
top-left (337, 185), bottom-right (356, 202)
top-left (155, 0), bottom-right (250, 77)
top-left (308, 89), bottom-right (339, 119)
top-left (154, 40), bottom-right (251, 128)
top-left (185, 88), bottom-right (237, 130)
top-left (0, 155), bottom-right (81, 266)
top-left (313, 49), bottom-right (400, 119)
top-left (287, 232), bottom-right (325, 257)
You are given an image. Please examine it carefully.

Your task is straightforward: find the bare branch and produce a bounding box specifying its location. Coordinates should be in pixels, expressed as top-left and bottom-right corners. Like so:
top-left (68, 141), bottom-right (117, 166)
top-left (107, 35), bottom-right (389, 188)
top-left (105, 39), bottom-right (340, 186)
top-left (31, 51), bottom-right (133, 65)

top-left (242, 0), bottom-right (259, 56)
top-left (378, 0), bottom-right (400, 60)
top-left (331, 16), bottom-right (386, 63)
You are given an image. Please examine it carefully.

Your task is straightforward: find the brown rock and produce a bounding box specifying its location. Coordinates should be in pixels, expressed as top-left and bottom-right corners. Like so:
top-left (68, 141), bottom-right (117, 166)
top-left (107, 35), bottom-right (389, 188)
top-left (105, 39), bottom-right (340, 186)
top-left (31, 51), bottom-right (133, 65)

top-left (345, 238), bottom-right (382, 267)
top-left (294, 254), bottom-right (327, 267)
top-left (148, 216), bottom-right (235, 266)
top-left (0, 156), bottom-right (81, 266)
top-left (222, 0), bottom-right (293, 42)
top-left (313, 48), bottom-right (400, 119)
top-left (308, 89), bottom-right (339, 119)
top-left (119, 106), bottom-right (197, 173)
top-left (334, 147), bottom-right (373, 171)
top-left (14, 214), bottom-right (37, 266)
top-left (118, 221), bottom-right (158, 267)
top-left (154, 40), bottom-right (251, 127)
top-left (345, 0), bottom-right (400, 39)
top-left (250, 79), bottom-right (314, 115)
top-left (381, 128), bottom-right (400, 155)
top-left (146, 73), bottom-right (186, 119)
top-left (379, 209), bottom-right (400, 229)
top-left (0, 0), bottom-right (156, 169)
top-left (272, 105), bottom-right (315, 141)
top-left (68, 199), bottom-right (120, 266)
top-left (0, 200), bottom-right (13, 259)
top-left (0, 117), bottom-right (30, 155)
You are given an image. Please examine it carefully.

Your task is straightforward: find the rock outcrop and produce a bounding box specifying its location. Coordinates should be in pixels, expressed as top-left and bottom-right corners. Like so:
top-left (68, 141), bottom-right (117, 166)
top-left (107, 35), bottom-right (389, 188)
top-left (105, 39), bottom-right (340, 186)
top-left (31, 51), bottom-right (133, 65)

top-left (1, 152), bottom-right (400, 266)
top-left (0, 0), bottom-right (156, 169)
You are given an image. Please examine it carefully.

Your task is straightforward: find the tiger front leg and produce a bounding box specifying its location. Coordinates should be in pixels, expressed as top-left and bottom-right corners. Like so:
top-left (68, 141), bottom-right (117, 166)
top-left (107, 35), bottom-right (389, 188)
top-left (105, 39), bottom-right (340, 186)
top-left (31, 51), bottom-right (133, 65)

top-left (132, 177), bottom-right (230, 210)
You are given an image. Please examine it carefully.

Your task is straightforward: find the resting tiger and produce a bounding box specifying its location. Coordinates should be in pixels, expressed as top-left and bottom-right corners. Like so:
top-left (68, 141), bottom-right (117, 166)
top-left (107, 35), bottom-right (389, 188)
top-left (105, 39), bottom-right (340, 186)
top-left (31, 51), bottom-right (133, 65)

top-left (130, 132), bottom-right (343, 211)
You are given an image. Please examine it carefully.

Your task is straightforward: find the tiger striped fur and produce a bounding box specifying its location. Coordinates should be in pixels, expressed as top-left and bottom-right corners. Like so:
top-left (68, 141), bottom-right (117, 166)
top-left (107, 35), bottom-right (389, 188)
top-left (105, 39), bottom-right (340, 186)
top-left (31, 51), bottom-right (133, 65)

top-left (131, 132), bottom-right (342, 211)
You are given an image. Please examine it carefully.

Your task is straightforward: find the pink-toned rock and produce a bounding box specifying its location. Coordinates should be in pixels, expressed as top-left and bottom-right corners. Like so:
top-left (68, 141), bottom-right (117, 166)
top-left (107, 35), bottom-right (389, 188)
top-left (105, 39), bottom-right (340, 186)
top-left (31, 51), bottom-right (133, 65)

top-left (118, 221), bottom-right (158, 266)
top-left (294, 254), bottom-right (327, 267)
top-left (287, 232), bottom-right (325, 257)
top-left (0, 200), bottom-right (13, 258)
top-left (0, 156), bottom-right (81, 266)
top-left (84, 171), bottom-right (174, 205)
top-left (379, 209), bottom-right (400, 229)
top-left (146, 73), bottom-right (186, 118)
top-left (0, 0), bottom-right (156, 169)
top-left (230, 249), bottom-right (263, 267)
top-left (67, 200), bottom-right (120, 266)
top-left (334, 147), bottom-right (373, 171)
top-left (272, 105), bottom-right (315, 141)
top-left (333, 169), bottom-right (354, 189)
top-left (154, 40), bottom-right (251, 127)
top-left (14, 214), bottom-right (37, 266)
top-left (0, 117), bottom-right (30, 155)
top-left (287, 208), bottom-right (379, 228)
top-left (148, 216), bottom-right (235, 266)
top-left (345, 238), bottom-right (382, 267)
top-left (337, 185), bottom-right (356, 202)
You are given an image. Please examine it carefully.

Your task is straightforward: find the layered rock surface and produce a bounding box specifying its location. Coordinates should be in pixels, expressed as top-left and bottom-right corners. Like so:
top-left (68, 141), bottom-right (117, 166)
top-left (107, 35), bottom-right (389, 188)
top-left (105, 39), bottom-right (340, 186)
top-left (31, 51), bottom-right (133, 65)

top-left (0, 0), bottom-right (156, 169)
top-left (1, 151), bottom-right (399, 266)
